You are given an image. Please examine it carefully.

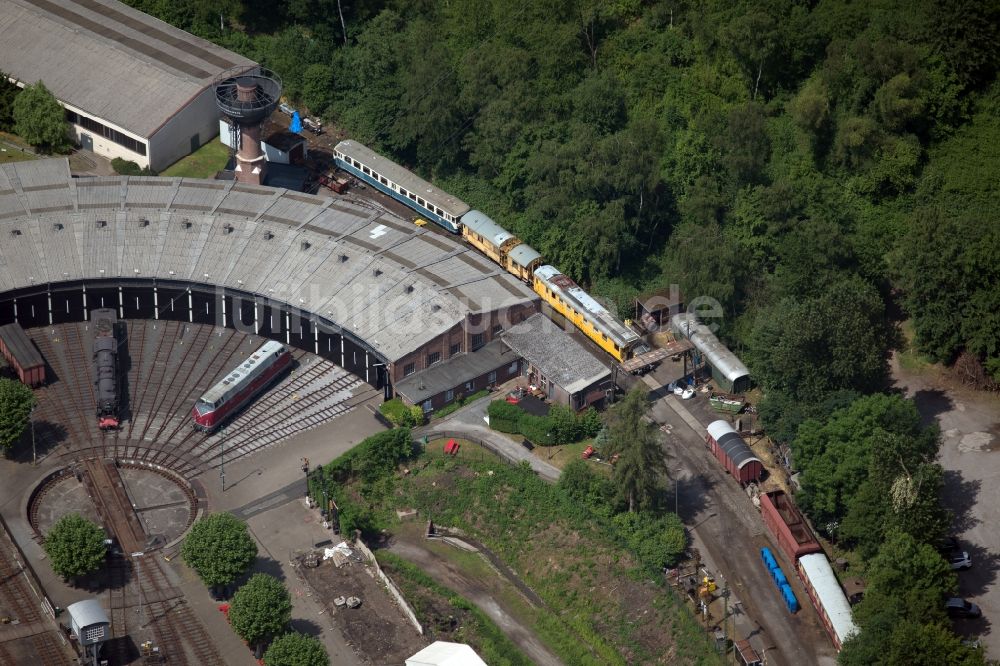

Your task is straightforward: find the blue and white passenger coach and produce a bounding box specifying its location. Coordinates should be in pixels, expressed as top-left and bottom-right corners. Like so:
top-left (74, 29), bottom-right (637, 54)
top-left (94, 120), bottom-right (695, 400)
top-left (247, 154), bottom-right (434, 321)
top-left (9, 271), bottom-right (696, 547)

top-left (333, 140), bottom-right (470, 232)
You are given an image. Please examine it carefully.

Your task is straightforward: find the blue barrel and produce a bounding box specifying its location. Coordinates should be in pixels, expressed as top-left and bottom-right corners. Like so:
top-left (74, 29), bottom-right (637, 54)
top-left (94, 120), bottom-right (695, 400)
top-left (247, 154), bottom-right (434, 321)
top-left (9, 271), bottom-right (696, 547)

top-left (761, 547), bottom-right (778, 572)
top-left (781, 583), bottom-right (799, 613)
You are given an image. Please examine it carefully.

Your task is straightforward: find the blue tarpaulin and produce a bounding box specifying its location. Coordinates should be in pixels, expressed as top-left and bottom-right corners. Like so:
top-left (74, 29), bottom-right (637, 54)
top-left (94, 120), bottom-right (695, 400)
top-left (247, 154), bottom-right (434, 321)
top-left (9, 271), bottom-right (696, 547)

top-left (290, 111), bottom-right (303, 134)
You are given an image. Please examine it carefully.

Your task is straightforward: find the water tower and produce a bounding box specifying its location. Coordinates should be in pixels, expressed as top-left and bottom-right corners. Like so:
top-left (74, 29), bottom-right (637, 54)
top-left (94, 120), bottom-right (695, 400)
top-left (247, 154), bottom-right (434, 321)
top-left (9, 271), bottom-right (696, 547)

top-left (214, 67), bottom-right (282, 186)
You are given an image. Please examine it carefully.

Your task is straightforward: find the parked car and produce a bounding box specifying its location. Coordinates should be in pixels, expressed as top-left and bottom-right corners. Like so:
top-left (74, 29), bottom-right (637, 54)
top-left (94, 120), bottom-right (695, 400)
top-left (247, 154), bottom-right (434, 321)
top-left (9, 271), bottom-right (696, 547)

top-left (949, 551), bottom-right (973, 571)
top-left (278, 102), bottom-right (296, 116)
top-left (946, 598), bottom-right (982, 619)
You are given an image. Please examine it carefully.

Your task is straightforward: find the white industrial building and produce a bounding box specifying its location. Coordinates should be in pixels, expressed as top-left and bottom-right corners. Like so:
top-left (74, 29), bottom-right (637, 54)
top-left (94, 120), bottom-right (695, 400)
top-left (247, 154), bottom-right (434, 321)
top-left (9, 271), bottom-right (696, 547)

top-left (0, 0), bottom-right (257, 172)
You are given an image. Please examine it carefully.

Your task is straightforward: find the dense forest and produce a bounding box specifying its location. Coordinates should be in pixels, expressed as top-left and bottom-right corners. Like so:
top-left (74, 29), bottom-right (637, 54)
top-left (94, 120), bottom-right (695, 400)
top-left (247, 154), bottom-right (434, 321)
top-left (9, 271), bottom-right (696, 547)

top-left (125, 1), bottom-right (999, 663)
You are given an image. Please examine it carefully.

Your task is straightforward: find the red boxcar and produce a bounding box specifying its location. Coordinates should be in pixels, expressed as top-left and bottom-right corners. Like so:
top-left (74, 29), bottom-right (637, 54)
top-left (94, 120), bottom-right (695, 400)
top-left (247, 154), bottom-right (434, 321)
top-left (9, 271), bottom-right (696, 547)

top-left (759, 490), bottom-right (822, 564)
top-left (0, 323), bottom-right (45, 386)
top-left (705, 420), bottom-right (764, 485)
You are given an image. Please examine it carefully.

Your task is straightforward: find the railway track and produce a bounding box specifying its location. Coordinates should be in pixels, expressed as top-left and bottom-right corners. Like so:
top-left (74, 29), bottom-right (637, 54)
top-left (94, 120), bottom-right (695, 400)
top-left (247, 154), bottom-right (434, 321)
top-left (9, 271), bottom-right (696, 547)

top-left (82, 459), bottom-right (147, 554)
top-left (0, 520), bottom-right (74, 665)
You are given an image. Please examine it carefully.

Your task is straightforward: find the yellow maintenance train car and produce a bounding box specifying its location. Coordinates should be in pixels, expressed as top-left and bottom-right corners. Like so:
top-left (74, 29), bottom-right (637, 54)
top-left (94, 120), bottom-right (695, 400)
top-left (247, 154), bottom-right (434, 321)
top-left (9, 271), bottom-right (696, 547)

top-left (532, 265), bottom-right (640, 362)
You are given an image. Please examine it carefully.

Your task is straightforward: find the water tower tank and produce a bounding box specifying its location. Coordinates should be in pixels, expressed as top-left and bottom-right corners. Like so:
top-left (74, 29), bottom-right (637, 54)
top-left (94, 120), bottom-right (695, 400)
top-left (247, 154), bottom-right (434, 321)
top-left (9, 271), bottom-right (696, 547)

top-left (214, 67), bottom-right (282, 185)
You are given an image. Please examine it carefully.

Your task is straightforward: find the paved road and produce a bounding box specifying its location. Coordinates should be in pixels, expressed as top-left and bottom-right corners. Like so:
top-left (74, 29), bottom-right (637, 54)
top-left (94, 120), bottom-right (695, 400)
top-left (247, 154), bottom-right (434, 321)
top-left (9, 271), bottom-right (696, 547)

top-left (418, 393), bottom-right (561, 482)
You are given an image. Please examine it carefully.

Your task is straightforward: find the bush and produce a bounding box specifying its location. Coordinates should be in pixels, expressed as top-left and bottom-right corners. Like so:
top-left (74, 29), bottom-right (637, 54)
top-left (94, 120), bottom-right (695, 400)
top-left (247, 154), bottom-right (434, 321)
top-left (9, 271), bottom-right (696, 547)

top-left (559, 460), bottom-right (616, 513)
top-left (487, 399), bottom-right (596, 446)
top-left (379, 398), bottom-right (414, 427)
top-left (612, 511), bottom-right (687, 571)
top-left (487, 400), bottom-right (522, 432)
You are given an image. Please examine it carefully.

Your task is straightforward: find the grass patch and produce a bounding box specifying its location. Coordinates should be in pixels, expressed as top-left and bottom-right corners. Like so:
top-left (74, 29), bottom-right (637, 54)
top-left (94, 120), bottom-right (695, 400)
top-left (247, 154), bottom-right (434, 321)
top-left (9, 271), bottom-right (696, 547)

top-left (897, 320), bottom-right (937, 373)
top-left (387, 457), bottom-right (718, 663)
top-left (161, 139), bottom-right (231, 178)
top-left (432, 389), bottom-right (489, 420)
top-left (531, 438), bottom-right (606, 471)
top-left (422, 437), bottom-right (502, 465)
top-left (0, 132), bottom-right (37, 164)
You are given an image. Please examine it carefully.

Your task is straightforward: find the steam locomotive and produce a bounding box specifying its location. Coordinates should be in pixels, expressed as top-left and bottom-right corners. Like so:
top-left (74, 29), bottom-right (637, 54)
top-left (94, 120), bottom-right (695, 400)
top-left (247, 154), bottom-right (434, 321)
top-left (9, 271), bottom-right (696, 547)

top-left (92, 308), bottom-right (121, 430)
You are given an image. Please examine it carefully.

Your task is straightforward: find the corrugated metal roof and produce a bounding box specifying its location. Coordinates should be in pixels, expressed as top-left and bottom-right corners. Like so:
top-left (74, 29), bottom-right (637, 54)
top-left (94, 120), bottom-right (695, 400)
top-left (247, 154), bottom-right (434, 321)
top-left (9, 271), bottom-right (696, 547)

top-left (707, 420), bottom-right (761, 470)
top-left (798, 553), bottom-right (859, 646)
top-left (502, 313), bottom-right (609, 394)
top-left (671, 313), bottom-right (750, 383)
top-left (508, 242), bottom-right (541, 268)
top-left (534, 265), bottom-right (639, 350)
top-left (335, 140), bottom-right (470, 219)
top-left (67, 598), bottom-right (109, 629)
top-left (461, 210), bottom-right (514, 248)
top-left (0, 0), bottom-right (256, 137)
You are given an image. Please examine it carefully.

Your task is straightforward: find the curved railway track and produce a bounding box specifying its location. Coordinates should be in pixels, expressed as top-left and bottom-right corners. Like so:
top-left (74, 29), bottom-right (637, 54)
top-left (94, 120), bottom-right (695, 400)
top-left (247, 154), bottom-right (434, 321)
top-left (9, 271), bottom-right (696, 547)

top-left (21, 319), bottom-right (370, 664)
top-left (27, 320), bottom-right (366, 475)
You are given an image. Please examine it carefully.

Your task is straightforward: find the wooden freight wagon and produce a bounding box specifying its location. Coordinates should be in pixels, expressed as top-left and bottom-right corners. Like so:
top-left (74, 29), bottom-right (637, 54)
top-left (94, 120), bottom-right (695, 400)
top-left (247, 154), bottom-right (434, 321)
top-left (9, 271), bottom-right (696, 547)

top-left (0, 323), bottom-right (45, 386)
top-left (705, 420), bottom-right (764, 485)
top-left (759, 490), bottom-right (822, 563)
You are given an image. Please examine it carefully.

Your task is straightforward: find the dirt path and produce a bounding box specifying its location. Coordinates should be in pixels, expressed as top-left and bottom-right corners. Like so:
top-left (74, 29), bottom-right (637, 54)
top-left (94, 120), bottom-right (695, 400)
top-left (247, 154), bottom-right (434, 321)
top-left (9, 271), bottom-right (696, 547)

top-left (386, 536), bottom-right (564, 666)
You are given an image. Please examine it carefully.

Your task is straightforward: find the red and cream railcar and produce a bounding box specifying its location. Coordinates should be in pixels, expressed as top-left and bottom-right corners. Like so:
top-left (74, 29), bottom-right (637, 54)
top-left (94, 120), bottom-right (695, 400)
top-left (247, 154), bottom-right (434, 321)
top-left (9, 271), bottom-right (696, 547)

top-left (192, 341), bottom-right (292, 432)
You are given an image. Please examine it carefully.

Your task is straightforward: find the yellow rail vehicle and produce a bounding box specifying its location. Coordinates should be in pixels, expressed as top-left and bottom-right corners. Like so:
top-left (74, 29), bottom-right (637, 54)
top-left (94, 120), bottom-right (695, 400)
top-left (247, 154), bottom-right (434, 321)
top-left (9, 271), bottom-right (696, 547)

top-left (461, 210), bottom-right (543, 283)
top-left (532, 265), bottom-right (640, 362)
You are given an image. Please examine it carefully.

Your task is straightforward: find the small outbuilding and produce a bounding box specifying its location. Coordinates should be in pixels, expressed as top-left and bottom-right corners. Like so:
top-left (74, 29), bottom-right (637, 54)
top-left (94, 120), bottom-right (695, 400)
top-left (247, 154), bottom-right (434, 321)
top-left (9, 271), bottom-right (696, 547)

top-left (634, 286), bottom-right (684, 331)
top-left (394, 339), bottom-right (521, 414)
top-left (501, 313), bottom-right (612, 411)
top-left (671, 313), bottom-right (751, 393)
top-left (66, 598), bottom-right (110, 649)
top-left (406, 641), bottom-right (488, 666)
top-left (0, 322), bottom-right (45, 386)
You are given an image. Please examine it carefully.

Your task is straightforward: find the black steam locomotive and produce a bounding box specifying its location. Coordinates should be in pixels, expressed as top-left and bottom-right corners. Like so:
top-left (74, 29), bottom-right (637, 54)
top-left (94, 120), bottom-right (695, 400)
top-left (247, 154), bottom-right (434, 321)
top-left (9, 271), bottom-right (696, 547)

top-left (92, 308), bottom-right (120, 430)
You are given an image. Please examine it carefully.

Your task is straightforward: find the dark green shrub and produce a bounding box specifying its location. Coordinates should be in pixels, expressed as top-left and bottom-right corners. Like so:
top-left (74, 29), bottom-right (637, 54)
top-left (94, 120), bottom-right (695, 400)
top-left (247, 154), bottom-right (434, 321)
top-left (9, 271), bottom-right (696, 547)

top-left (487, 400), bottom-right (521, 432)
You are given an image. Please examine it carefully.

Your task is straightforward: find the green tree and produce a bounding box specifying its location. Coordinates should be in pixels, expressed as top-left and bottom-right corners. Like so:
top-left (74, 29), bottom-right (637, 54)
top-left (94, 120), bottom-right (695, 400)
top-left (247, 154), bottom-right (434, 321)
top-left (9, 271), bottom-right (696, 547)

top-left (43, 514), bottom-right (107, 580)
top-left (792, 394), bottom-right (938, 534)
top-left (12, 81), bottom-right (69, 153)
top-left (0, 72), bottom-right (20, 132)
top-left (0, 378), bottom-right (35, 451)
top-left (229, 573), bottom-right (292, 653)
top-left (263, 632), bottom-right (330, 666)
top-left (603, 388), bottom-right (665, 512)
top-left (749, 276), bottom-right (892, 403)
top-left (181, 513), bottom-right (257, 589)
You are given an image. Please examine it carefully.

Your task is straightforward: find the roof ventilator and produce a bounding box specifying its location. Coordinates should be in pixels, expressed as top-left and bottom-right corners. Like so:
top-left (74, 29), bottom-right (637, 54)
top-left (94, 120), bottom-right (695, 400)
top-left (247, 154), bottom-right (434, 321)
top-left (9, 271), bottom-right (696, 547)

top-left (96, 220), bottom-right (107, 228)
top-left (53, 223), bottom-right (64, 231)
top-left (373, 269), bottom-right (383, 277)
top-left (140, 218), bottom-right (150, 227)
top-left (223, 224), bottom-right (234, 234)
top-left (339, 254), bottom-right (349, 262)
top-left (10, 229), bottom-right (21, 236)
top-left (405, 285), bottom-right (414, 294)
top-left (300, 241), bottom-right (310, 251)
top-left (264, 231), bottom-right (274, 240)
top-left (182, 220), bottom-right (192, 229)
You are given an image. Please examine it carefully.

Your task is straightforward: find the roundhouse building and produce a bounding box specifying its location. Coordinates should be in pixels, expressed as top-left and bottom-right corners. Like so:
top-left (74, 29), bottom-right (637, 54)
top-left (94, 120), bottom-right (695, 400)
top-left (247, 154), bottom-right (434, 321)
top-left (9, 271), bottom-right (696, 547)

top-left (0, 0), bottom-right (257, 172)
top-left (0, 158), bottom-right (539, 395)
